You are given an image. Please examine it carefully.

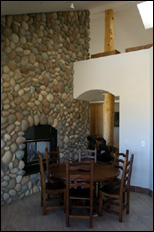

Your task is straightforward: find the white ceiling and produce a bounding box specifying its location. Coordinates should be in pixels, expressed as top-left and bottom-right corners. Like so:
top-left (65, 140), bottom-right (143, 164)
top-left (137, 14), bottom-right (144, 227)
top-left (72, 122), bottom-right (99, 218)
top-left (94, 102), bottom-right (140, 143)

top-left (1, 1), bottom-right (144, 18)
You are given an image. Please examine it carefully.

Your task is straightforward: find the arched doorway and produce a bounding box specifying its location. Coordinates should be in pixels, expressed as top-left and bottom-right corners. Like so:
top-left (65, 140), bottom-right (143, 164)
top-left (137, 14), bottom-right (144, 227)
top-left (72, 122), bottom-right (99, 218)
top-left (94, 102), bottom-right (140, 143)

top-left (77, 89), bottom-right (119, 148)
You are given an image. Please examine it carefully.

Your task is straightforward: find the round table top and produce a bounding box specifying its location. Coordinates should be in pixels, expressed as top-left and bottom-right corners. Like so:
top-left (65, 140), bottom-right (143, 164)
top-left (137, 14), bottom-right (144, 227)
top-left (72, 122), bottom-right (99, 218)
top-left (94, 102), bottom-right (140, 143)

top-left (50, 162), bottom-right (120, 182)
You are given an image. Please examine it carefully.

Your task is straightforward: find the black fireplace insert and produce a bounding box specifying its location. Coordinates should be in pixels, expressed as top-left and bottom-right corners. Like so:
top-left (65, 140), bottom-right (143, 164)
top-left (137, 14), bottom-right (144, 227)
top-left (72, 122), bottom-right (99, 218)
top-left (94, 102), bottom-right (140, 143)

top-left (23, 124), bottom-right (57, 175)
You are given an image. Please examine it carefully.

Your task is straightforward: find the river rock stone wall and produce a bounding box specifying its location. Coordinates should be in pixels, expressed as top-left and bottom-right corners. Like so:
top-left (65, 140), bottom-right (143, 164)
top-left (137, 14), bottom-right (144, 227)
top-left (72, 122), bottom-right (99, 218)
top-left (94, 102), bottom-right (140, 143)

top-left (1, 10), bottom-right (90, 206)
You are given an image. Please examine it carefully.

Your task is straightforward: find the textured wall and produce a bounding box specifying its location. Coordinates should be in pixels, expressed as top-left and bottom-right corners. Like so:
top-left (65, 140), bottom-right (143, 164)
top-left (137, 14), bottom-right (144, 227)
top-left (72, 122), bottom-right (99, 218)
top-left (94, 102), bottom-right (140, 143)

top-left (1, 10), bottom-right (90, 206)
top-left (74, 48), bottom-right (152, 191)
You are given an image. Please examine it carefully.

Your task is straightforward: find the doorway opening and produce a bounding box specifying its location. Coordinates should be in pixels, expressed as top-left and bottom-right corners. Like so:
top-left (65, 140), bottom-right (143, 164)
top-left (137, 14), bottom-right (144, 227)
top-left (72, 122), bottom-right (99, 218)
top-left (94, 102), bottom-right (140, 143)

top-left (77, 89), bottom-right (119, 148)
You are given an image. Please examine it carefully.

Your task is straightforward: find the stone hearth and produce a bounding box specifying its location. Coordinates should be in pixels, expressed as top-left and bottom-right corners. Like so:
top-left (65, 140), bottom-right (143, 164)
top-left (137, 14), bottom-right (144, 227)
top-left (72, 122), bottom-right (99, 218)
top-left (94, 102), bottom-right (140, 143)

top-left (1, 10), bottom-right (90, 206)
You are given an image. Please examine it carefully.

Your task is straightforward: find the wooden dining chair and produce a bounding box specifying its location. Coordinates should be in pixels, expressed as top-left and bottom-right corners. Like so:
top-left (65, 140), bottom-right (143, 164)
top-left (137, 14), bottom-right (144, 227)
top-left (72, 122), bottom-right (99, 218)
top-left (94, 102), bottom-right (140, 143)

top-left (45, 146), bottom-right (61, 183)
top-left (98, 153), bottom-right (134, 222)
top-left (38, 151), bottom-right (66, 215)
top-left (97, 149), bottom-right (129, 197)
top-left (78, 148), bottom-right (97, 163)
top-left (66, 160), bottom-right (94, 228)
top-left (114, 149), bottom-right (129, 170)
top-left (99, 149), bottom-right (129, 205)
top-left (112, 149), bottom-right (129, 186)
top-left (78, 147), bottom-right (98, 198)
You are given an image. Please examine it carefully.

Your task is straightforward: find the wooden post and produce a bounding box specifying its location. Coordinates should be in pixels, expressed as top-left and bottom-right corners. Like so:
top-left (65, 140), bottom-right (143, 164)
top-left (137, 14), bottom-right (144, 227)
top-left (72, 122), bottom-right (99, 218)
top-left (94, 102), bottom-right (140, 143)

top-left (103, 93), bottom-right (114, 146)
top-left (104, 9), bottom-right (114, 52)
top-left (90, 103), bottom-right (103, 137)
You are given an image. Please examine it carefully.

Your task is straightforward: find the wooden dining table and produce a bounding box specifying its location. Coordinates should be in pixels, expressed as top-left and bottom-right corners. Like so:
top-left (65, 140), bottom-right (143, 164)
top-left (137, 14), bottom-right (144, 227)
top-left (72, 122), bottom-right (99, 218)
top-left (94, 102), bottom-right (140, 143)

top-left (50, 162), bottom-right (120, 182)
top-left (50, 162), bottom-right (120, 217)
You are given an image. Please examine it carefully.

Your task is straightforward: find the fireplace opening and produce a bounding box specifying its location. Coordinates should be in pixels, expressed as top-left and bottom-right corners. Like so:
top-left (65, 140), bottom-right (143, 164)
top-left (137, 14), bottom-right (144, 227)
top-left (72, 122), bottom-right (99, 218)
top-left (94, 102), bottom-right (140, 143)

top-left (23, 124), bottom-right (57, 175)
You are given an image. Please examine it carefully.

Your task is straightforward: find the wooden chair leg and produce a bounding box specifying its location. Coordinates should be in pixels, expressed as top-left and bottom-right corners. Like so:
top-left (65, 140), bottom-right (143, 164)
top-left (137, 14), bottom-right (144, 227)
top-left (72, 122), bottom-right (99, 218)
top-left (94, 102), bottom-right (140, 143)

top-left (126, 191), bottom-right (130, 214)
top-left (43, 193), bottom-right (46, 215)
top-left (66, 196), bottom-right (69, 227)
top-left (41, 187), bottom-right (43, 207)
top-left (41, 196), bottom-right (43, 207)
top-left (95, 182), bottom-right (99, 198)
top-left (119, 199), bottom-right (123, 222)
top-left (89, 198), bottom-right (93, 228)
top-left (90, 212), bottom-right (93, 228)
top-left (90, 202), bottom-right (93, 228)
top-left (123, 192), bottom-right (126, 203)
top-left (107, 198), bottom-right (111, 209)
top-left (98, 192), bottom-right (103, 216)
top-left (64, 192), bottom-right (66, 213)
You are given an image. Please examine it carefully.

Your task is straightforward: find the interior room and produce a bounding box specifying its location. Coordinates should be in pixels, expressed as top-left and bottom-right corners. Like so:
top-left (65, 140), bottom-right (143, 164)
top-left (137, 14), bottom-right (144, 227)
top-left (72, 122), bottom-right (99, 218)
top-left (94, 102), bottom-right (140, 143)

top-left (1, 1), bottom-right (153, 231)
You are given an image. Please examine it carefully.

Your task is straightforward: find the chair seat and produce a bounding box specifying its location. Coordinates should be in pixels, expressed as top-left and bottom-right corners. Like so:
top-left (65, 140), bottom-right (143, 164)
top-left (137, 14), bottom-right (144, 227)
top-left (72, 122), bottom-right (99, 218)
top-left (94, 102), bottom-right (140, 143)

top-left (46, 181), bottom-right (66, 191)
top-left (70, 188), bottom-right (90, 198)
top-left (49, 175), bottom-right (65, 183)
top-left (113, 177), bottom-right (121, 184)
top-left (99, 181), bottom-right (120, 195)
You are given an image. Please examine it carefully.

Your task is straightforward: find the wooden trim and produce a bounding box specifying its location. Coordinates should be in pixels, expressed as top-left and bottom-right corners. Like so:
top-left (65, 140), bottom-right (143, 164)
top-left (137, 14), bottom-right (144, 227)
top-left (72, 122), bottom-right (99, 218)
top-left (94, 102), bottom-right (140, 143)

top-left (91, 50), bottom-right (120, 59)
top-left (125, 44), bottom-right (153, 53)
top-left (130, 185), bottom-right (153, 197)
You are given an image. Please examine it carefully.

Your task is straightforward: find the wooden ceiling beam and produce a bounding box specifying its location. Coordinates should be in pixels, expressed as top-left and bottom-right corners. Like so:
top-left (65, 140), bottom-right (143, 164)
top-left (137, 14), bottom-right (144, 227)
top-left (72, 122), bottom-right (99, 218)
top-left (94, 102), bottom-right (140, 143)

top-left (104, 9), bottom-right (114, 52)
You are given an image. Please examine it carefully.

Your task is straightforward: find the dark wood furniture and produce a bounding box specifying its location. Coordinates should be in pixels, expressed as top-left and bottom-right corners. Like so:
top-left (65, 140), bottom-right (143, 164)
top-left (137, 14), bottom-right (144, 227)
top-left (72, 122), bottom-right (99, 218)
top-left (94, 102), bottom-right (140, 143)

top-left (66, 160), bottom-right (94, 228)
top-left (38, 151), bottom-right (66, 215)
top-left (79, 148), bottom-right (97, 163)
top-left (112, 149), bottom-right (129, 185)
top-left (114, 149), bottom-right (129, 170)
top-left (78, 147), bottom-right (98, 198)
top-left (45, 146), bottom-right (60, 183)
top-left (51, 163), bottom-right (120, 183)
top-left (98, 154), bottom-right (134, 222)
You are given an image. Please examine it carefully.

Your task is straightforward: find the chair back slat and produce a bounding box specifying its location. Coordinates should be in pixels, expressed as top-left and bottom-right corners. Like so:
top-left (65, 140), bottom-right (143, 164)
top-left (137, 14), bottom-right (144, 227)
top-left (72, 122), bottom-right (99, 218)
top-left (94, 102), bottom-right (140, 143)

top-left (67, 161), bottom-right (93, 184)
top-left (120, 154), bottom-right (134, 195)
top-left (66, 160), bottom-right (94, 228)
top-left (114, 149), bottom-right (129, 170)
top-left (69, 175), bottom-right (91, 181)
top-left (125, 154), bottom-right (134, 189)
top-left (79, 148), bottom-right (97, 163)
top-left (70, 183), bottom-right (90, 188)
top-left (45, 146), bottom-right (60, 182)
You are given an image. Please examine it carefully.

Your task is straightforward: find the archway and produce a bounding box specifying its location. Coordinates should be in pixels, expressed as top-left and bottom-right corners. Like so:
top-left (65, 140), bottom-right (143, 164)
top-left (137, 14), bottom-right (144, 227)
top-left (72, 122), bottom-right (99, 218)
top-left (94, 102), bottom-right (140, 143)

top-left (77, 89), bottom-right (119, 148)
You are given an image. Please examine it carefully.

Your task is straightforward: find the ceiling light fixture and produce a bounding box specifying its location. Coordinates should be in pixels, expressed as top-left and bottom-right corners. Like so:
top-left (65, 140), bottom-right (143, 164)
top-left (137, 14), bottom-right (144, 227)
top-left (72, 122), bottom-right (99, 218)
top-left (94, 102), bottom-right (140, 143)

top-left (70, 2), bottom-right (75, 10)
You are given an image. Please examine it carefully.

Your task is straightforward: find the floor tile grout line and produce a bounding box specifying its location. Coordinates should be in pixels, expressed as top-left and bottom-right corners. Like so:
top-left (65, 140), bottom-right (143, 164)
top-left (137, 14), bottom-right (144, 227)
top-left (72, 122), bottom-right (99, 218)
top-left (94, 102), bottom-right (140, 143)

top-left (130, 206), bottom-right (153, 231)
top-left (1, 192), bottom-right (153, 231)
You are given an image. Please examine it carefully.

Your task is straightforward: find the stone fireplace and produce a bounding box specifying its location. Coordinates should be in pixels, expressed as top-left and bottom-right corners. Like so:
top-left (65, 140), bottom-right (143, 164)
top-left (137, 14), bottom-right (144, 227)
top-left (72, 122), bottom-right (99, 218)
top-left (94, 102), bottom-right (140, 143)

top-left (1, 10), bottom-right (90, 206)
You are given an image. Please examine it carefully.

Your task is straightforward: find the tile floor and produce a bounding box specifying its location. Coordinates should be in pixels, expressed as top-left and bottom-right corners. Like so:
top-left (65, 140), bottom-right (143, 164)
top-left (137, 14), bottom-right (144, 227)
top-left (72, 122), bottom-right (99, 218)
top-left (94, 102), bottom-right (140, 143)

top-left (1, 191), bottom-right (153, 231)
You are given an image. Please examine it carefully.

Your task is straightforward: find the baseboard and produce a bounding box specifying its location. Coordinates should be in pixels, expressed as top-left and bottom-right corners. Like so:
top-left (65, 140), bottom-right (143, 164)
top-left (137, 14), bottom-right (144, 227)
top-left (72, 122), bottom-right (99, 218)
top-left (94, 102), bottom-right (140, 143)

top-left (130, 185), bottom-right (153, 197)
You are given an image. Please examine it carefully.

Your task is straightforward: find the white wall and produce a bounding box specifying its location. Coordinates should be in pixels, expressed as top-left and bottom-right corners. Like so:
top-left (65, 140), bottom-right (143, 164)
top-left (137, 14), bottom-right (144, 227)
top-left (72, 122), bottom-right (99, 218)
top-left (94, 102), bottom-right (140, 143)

top-left (73, 48), bottom-right (153, 190)
top-left (90, 5), bottom-right (153, 54)
top-left (149, 47), bottom-right (153, 191)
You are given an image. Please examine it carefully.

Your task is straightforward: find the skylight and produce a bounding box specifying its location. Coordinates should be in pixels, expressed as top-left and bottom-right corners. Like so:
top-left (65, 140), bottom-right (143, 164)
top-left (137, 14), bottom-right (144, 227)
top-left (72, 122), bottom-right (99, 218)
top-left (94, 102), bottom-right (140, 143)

top-left (137, 1), bottom-right (153, 29)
